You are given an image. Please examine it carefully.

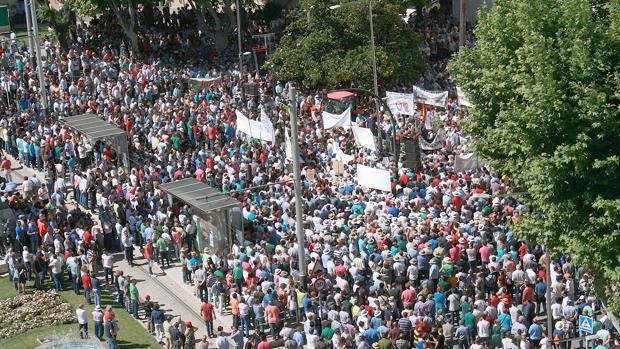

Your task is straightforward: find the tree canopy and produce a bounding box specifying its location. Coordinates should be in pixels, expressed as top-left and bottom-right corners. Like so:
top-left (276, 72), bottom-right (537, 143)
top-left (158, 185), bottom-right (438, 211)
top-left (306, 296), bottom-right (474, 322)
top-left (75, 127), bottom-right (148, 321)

top-left (450, 0), bottom-right (620, 308)
top-left (265, 0), bottom-right (425, 90)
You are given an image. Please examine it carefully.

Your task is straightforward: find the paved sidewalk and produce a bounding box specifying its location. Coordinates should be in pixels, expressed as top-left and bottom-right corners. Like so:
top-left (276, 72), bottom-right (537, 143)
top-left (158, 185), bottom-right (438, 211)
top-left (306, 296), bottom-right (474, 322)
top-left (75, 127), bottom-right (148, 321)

top-left (3, 155), bottom-right (235, 347)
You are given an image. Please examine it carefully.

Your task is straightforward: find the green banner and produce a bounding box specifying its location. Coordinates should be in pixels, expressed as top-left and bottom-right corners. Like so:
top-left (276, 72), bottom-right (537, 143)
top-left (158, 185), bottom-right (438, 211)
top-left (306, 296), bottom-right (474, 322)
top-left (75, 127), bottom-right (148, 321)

top-left (0, 6), bottom-right (9, 34)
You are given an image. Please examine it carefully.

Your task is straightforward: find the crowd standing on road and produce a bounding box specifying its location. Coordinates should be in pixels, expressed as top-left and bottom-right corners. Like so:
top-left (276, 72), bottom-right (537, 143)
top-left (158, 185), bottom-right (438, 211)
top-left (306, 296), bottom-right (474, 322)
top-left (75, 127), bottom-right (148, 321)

top-left (0, 4), bottom-right (618, 349)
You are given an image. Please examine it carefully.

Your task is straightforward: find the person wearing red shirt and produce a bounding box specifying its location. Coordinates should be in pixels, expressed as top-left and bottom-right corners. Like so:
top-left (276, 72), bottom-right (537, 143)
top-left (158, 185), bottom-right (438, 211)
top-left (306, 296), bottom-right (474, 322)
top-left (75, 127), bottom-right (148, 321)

top-left (200, 300), bottom-right (216, 337)
top-left (82, 270), bottom-right (93, 305)
top-left (83, 230), bottom-right (93, 248)
top-left (1, 157), bottom-right (12, 182)
top-left (401, 285), bottom-right (417, 307)
top-left (399, 172), bottom-right (409, 186)
top-left (522, 283), bottom-right (535, 302)
top-left (257, 333), bottom-right (272, 349)
top-left (37, 216), bottom-right (47, 237)
top-left (143, 240), bottom-right (155, 276)
top-left (264, 301), bottom-right (281, 339)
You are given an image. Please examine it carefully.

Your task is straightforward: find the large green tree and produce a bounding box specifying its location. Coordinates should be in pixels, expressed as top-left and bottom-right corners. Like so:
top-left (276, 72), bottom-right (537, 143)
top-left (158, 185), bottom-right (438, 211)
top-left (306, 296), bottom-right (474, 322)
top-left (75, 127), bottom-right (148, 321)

top-left (450, 0), bottom-right (620, 309)
top-left (36, 0), bottom-right (78, 51)
top-left (265, 0), bottom-right (425, 89)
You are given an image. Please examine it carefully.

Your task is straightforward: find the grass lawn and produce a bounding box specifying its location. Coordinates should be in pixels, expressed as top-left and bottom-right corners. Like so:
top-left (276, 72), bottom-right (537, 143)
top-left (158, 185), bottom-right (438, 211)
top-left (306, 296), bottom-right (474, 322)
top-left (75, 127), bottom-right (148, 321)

top-left (0, 275), bottom-right (159, 349)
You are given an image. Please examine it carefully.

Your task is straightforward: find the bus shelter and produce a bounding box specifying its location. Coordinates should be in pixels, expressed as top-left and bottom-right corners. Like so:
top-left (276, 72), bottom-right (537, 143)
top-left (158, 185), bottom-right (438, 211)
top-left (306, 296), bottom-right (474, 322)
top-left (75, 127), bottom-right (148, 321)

top-left (160, 178), bottom-right (242, 254)
top-left (61, 113), bottom-right (129, 170)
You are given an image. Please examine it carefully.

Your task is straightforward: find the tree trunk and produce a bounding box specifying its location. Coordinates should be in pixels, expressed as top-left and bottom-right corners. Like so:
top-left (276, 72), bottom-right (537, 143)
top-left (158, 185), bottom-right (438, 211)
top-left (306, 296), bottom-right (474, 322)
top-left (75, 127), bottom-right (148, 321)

top-left (214, 29), bottom-right (228, 55)
top-left (109, 0), bottom-right (140, 56)
top-left (187, 0), bottom-right (210, 47)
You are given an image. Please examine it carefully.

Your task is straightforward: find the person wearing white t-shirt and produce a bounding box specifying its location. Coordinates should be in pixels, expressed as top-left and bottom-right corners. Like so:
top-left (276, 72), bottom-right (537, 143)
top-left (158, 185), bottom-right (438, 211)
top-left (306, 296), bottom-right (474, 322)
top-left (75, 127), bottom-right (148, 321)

top-left (477, 315), bottom-right (491, 340)
top-left (76, 303), bottom-right (89, 339)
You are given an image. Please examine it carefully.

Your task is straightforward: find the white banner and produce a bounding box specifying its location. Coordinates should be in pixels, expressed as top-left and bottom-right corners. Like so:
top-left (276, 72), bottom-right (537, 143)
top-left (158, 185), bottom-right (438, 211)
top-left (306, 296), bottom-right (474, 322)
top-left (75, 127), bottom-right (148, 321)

top-left (413, 85), bottom-right (448, 107)
top-left (420, 128), bottom-right (445, 151)
top-left (454, 153), bottom-right (482, 172)
top-left (456, 87), bottom-right (474, 108)
top-left (333, 140), bottom-right (354, 164)
top-left (351, 126), bottom-right (376, 152)
top-left (260, 107), bottom-right (275, 142)
top-left (235, 110), bottom-right (274, 142)
top-left (357, 164), bottom-right (392, 192)
top-left (189, 76), bottom-right (222, 90)
top-left (322, 108), bottom-right (352, 130)
top-left (386, 91), bottom-right (415, 115)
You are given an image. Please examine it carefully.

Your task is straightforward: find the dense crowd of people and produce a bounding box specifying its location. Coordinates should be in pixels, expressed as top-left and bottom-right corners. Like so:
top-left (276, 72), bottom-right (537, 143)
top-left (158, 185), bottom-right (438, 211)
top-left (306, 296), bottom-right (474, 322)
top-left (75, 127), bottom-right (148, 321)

top-left (0, 4), bottom-right (617, 349)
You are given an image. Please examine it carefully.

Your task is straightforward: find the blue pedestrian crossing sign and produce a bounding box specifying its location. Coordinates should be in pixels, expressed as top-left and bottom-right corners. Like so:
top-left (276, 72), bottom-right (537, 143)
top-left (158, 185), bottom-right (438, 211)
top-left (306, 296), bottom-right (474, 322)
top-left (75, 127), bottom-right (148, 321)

top-left (579, 315), bottom-right (593, 334)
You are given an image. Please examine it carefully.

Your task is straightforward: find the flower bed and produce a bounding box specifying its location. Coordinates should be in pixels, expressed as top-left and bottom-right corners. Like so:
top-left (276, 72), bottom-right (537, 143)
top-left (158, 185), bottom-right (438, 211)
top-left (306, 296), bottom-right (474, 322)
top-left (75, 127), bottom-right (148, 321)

top-left (0, 290), bottom-right (74, 339)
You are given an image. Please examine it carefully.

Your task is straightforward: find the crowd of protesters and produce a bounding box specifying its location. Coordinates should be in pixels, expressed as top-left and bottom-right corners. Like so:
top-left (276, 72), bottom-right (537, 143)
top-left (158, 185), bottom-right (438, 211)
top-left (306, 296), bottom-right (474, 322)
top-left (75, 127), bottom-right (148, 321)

top-left (0, 4), bottom-right (618, 349)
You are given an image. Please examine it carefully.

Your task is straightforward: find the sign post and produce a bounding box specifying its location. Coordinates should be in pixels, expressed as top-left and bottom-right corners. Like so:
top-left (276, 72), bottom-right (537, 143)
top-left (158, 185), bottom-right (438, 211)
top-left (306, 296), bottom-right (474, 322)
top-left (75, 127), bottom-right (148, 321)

top-left (312, 277), bottom-right (326, 293)
top-left (579, 315), bottom-right (593, 336)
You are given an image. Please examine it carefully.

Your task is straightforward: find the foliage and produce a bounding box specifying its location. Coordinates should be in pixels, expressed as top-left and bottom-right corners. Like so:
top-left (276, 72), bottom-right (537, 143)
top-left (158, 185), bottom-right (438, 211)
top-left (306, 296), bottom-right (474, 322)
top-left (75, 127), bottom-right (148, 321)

top-left (449, 0), bottom-right (620, 309)
top-left (265, 0), bottom-right (425, 89)
top-left (37, 1), bottom-right (76, 51)
top-left (262, 0), bottom-right (284, 23)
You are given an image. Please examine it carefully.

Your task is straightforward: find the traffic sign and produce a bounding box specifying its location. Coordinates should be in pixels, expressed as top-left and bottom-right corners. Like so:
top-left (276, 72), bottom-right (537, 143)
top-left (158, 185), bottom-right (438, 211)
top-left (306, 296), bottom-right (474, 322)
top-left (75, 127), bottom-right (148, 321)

top-left (311, 259), bottom-right (326, 276)
top-left (313, 277), bottom-right (327, 292)
top-left (579, 315), bottom-right (593, 334)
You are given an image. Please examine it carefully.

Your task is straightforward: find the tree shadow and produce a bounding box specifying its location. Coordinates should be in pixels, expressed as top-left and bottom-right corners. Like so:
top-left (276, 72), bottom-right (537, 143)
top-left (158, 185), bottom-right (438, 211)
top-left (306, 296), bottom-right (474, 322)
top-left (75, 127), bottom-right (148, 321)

top-left (117, 339), bottom-right (152, 348)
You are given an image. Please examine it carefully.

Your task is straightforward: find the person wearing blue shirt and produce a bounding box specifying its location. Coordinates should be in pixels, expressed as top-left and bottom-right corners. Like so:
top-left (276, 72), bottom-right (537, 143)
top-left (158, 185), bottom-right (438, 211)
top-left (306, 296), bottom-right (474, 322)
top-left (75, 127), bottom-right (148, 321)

top-left (302, 293), bottom-right (313, 314)
top-left (498, 311), bottom-right (512, 332)
top-left (262, 290), bottom-right (274, 308)
top-left (363, 327), bottom-right (380, 344)
top-left (534, 278), bottom-right (547, 314)
top-left (434, 290), bottom-right (446, 313)
top-left (529, 322), bottom-right (543, 347)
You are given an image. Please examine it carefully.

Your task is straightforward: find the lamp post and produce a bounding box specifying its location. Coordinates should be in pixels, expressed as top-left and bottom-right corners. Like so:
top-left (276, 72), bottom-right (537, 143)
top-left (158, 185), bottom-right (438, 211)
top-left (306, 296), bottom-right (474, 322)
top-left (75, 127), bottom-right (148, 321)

top-left (26, 0), bottom-right (47, 111)
top-left (236, 0), bottom-right (245, 102)
top-left (288, 86), bottom-right (308, 289)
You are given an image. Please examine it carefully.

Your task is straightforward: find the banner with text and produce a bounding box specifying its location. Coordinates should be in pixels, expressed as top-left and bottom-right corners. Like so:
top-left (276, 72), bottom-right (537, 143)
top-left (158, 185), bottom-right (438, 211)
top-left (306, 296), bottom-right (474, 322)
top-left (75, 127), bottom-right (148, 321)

top-left (386, 91), bottom-right (415, 116)
top-left (413, 85), bottom-right (448, 107)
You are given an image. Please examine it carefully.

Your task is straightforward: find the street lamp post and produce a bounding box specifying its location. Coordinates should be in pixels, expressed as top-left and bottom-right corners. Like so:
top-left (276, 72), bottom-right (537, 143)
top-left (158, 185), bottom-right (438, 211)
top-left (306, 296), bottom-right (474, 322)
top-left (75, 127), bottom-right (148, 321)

top-left (26, 0), bottom-right (48, 111)
top-left (236, 0), bottom-right (245, 102)
top-left (288, 86), bottom-right (308, 290)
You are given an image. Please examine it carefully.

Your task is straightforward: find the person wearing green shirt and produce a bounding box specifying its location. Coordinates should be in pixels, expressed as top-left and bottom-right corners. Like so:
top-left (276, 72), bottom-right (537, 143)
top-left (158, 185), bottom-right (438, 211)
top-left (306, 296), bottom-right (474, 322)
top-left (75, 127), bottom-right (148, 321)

top-left (377, 336), bottom-right (392, 349)
top-left (171, 134), bottom-right (181, 150)
top-left (233, 263), bottom-right (244, 290)
top-left (441, 259), bottom-right (455, 278)
top-left (463, 311), bottom-right (476, 332)
top-left (157, 236), bottom-right (170, 269)
top-left (321, 323), bottom-right (334, 340)
top-left (128, 279), bottom-right (140, 318)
